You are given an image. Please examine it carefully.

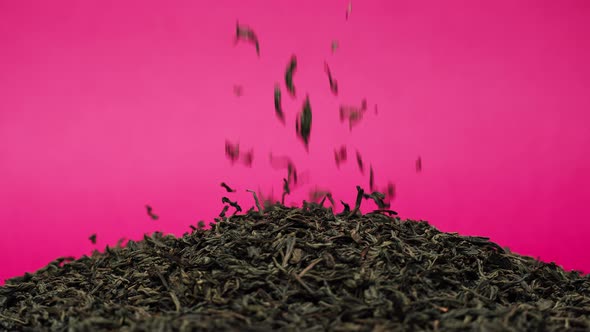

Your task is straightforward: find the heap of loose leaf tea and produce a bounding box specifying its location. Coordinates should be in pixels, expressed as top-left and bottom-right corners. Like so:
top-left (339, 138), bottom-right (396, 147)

top-left (1, 198), bottom-right (589, 331)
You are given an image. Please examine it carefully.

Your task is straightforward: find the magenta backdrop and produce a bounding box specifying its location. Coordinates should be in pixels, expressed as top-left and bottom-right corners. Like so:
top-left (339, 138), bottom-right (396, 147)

top-left (1, 0), bottom-right (589, 284)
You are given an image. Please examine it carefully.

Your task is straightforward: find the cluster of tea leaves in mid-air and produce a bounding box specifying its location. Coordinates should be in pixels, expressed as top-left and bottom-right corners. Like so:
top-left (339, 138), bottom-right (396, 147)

top-left (2, 190), bottom-right (589, 331)
top-left (222, 3), bottom-right (425, 220)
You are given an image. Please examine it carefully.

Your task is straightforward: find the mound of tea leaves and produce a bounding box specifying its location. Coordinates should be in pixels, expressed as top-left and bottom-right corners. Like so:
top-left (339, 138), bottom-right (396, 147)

top-left (1, 204), bottom-right (589, 332)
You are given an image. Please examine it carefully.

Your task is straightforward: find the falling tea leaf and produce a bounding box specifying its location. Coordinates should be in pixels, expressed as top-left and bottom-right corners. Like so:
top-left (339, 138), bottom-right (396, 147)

top-left (145, 205), bottom-right (159, 220)
top-left (355, 150), bottom-right (365, 175)
top-left (240, 149), bottom-right (254, 167)
top-left (274, 84), bottom-right (285, 125)
top-left (235, 21), bottom-right (260, 56)
top-left (334, 145), bottom-right (347, 168)
top-left (324, 61), bottom-right (339, 95)
top-left (222, 197), bottom-right (243, 215)
top-left (346, 0), bottom-right (352, 20)
top-left (331, 40), bottom-right (339, 53)
top-left (281, 178), bottom-right (291, 205)
top-left (285, 55), bottom-right (297, 97)
top-left (340, 99), bottom-right (368, 131)
top-left (225, 140), bottom-right (240, 164)
top-left (295, 95), bottom-right (312, 151)
top-left (221, 182), bottom-right (236, 193)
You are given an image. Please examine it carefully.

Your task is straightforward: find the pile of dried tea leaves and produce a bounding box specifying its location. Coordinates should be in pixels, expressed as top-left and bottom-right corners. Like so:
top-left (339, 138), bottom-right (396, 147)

top-left (1, 202), bottom-right (589, 331)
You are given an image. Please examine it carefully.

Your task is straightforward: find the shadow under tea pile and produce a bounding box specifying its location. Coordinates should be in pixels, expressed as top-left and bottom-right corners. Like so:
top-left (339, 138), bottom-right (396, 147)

top-left (1, 202), bottom-right (589, 331)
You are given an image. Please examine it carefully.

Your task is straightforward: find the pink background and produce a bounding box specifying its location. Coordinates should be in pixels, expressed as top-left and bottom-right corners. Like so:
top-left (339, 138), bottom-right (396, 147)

top-left (1, 0), bottom-right (589, 284)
